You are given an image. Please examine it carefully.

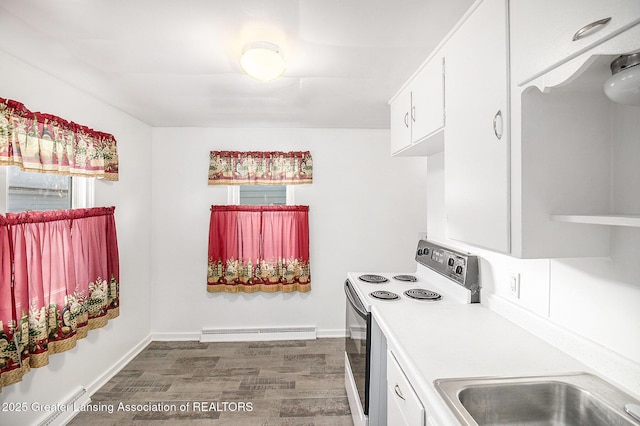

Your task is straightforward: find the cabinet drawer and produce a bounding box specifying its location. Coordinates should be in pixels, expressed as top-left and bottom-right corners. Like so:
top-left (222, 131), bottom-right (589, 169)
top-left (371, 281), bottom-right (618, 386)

top-left (387, 350), bottom-right (425, 426)
top-left (511, 0), bottom-right (640, 85)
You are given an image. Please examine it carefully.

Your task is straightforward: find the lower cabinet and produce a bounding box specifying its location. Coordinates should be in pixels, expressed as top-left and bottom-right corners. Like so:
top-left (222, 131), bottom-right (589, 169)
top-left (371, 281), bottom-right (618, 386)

top-left (387, 350), bottom-right (425, 426)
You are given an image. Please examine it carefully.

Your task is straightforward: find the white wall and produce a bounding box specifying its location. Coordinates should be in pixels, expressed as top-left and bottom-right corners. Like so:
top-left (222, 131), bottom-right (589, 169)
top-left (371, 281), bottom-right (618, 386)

top-left (150, 127), bottom-right (428, 337)
top-left (0, 51), bottom-right (153, 425)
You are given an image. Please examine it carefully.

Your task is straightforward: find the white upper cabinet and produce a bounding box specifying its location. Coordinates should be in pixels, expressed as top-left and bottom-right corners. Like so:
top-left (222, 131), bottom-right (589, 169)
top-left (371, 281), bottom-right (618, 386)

top-left (511, 0), bottom-right (640, 86)
top-left (390, 56), bottom-right (445, 157)
top-left (443, 0), bottom-right (510, 253)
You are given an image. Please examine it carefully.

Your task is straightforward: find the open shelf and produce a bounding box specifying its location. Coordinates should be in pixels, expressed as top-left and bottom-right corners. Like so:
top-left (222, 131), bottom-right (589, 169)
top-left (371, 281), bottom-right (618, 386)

top-left (551, 214), bottom-right (640, 228)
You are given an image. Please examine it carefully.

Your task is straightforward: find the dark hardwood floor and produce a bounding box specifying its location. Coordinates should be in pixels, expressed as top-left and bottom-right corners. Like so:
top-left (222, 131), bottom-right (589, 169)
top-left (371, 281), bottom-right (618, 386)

top-left (68, 338), bottom-right (353, 425)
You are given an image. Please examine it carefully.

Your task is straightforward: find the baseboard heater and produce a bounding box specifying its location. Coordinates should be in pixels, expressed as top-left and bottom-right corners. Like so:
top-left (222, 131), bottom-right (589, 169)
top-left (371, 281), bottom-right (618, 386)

top-left (200, 326), bottom-right (316, 342)
top-left (38, 386), bottom-right (90, 426)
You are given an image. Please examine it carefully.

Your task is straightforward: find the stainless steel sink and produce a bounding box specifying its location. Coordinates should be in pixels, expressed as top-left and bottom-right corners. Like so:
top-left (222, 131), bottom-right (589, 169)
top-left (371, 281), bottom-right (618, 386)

top-left (434, 373), bottom-right (640, 426)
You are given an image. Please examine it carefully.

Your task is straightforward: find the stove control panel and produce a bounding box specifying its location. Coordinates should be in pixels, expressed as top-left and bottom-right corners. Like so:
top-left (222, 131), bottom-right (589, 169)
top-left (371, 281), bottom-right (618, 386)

top-left (415, 240), bottom-right (480, 303)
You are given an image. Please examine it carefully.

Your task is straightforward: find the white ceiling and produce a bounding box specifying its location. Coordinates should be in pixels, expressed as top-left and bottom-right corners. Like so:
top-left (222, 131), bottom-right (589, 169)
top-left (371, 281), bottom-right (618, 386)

top-left (0, 0), bottom-right (473, 128)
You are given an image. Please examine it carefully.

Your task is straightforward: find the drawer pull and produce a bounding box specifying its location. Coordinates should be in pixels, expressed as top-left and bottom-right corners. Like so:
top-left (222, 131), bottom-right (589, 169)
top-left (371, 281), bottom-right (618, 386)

top-left (493, 109), bottom-right (503, 140)
top-left (394, 384), bottom-right (406, 400)
top-left (572, 17), bottom-right (611, 41)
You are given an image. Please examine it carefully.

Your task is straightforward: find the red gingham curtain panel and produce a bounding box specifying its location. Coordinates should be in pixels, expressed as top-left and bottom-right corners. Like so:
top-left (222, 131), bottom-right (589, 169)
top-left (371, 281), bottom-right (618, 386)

top-left (208, 205), bottom-right (310, 293)
top-left (0, 97), bottom-right (119, 181)
top-left (208, 151), bottom-right (312, 185)
top-left (0, 207), bottom-right (119, 393)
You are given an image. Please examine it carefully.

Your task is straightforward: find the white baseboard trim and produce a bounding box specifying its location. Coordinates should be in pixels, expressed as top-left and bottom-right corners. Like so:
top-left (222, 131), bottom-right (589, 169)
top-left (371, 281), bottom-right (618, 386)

top-left (317, 329), bottom-right (347, 338)
top-left (485, 294), bottom-right (640, 398)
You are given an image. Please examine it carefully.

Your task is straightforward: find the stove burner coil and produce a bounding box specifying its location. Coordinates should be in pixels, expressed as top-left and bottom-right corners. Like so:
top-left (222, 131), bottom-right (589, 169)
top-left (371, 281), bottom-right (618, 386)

top-left (393, 275), bottom-right (418, 282)
top-left (359, 274), bottom-right (389, 284)
top-left (369, 291), bottom-right (400, 300)
top-left (404, 289), bottom-right (441, 301)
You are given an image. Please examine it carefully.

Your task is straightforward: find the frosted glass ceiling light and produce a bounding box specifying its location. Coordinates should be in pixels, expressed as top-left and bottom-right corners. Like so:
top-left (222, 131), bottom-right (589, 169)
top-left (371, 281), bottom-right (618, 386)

top-left (604, 53), bottom-right (640, 106)
top-left (240, 41), bottom-right (286, 82)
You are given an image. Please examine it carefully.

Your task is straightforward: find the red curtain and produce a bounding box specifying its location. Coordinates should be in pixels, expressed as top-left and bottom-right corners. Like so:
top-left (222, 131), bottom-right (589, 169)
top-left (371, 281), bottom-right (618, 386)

top-left (70, 208), bottom-right (120, 332)
top-left (10, 211), bottom-right (77, 368)
top-left (0, 207), bottom-right (119, 392)
top-left (0, 216), bottom-right (27, 390)
top-left (208, 205), bottom-right (310, 293)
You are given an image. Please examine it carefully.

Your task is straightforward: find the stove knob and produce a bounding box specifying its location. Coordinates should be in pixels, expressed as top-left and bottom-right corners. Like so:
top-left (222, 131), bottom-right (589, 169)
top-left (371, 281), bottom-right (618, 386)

top-left (455, 266), bottom-right (463, 274)
top-left (447, 258), bottom-right (455, 267)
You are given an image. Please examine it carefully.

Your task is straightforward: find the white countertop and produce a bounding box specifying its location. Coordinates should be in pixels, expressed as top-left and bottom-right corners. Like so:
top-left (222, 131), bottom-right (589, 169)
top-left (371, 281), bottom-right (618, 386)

top-left (372, 302), bottom-right (592, 425)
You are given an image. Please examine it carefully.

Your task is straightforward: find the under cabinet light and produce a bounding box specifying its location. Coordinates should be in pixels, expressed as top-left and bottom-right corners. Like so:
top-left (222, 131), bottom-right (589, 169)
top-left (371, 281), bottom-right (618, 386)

top-left (604, 53), bottom-right (640, 106)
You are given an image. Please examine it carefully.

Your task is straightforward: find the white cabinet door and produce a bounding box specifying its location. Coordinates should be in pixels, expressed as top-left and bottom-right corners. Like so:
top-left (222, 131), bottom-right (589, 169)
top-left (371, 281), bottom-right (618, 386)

top-left (411, 56), bottom-right (445, 144)
top-left (511, 0), bottom-right (640, 85)
top-left (444, 0), bottom-right (510, 253)
top-left (390, 85), bottom-right (412, 155)
top-left (387, 350), bottom-right (425, 426)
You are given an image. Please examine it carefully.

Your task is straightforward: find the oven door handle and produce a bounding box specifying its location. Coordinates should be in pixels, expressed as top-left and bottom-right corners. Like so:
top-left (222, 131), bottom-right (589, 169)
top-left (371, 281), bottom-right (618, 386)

top-left (345, 280), bottom-right (368, 319)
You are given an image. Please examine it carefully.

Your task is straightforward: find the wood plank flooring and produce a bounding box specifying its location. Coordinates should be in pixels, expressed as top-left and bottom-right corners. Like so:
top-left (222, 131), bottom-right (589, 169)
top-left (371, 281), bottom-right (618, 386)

top-left (69, 338), bottom-right (353, 425)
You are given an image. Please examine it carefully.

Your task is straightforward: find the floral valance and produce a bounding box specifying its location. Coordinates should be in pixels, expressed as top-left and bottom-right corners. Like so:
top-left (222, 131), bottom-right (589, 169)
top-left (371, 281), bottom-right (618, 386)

top-left (0, 97), bottom-right (119, 181)
top-left (208, 151), bottom-right (312, 185)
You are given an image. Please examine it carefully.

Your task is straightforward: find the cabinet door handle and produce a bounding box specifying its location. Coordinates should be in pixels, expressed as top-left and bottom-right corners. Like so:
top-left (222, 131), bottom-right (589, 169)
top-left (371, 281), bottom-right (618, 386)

top-left (572, 17), bottom-right (611, 41)
top-left (404, 112), bottom-right (409, 128)
top-left (394, 384), bottom-right (406, 400)
top-left (493, 110), bottom-right (503, 140)
top-left (411, 105), bottom-right (416, 122)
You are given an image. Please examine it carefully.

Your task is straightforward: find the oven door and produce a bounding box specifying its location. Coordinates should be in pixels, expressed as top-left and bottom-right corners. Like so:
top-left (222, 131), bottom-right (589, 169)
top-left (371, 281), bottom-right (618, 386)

top-left (345, 279), bottom-right (371, 420)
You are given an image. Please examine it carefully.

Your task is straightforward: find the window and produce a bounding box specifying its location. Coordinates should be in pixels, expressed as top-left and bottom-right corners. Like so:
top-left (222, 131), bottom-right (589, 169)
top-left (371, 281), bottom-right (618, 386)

top-left (0, 166), bottom-right (94, 214)
top-left (239, 185), bottom-right (286, 205)
top-left (228, 185), bottom-right (294, 206)
top-left (7, 167), bottom-right (71, 212)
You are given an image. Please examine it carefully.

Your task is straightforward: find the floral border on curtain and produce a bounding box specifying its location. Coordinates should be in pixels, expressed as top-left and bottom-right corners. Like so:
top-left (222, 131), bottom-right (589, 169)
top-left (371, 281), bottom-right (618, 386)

top-left (208, 205), bottom-right (310, 293)
top-left (208, 151), bottom-right (312, 185)
top-left (0, 207), bottom-right (119, 393)
top-left (0, 97), bottom-right (119, 181)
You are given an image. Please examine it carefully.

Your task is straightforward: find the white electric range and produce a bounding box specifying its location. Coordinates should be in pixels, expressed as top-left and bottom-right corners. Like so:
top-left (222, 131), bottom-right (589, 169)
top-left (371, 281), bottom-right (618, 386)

top-left (344, 239), bottom-right (479, 426)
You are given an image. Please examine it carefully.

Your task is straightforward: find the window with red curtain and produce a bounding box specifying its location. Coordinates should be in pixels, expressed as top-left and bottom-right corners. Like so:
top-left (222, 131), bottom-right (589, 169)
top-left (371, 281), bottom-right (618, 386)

top-left (207, 205), bottom-right (310, 293)
top-left (0, 207), bottom-right (119, 393)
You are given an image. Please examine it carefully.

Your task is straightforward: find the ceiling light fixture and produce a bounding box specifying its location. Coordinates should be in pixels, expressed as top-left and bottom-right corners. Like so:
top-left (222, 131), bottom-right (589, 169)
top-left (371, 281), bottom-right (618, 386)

top-left (240, 41), bottom-right (286, 82)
